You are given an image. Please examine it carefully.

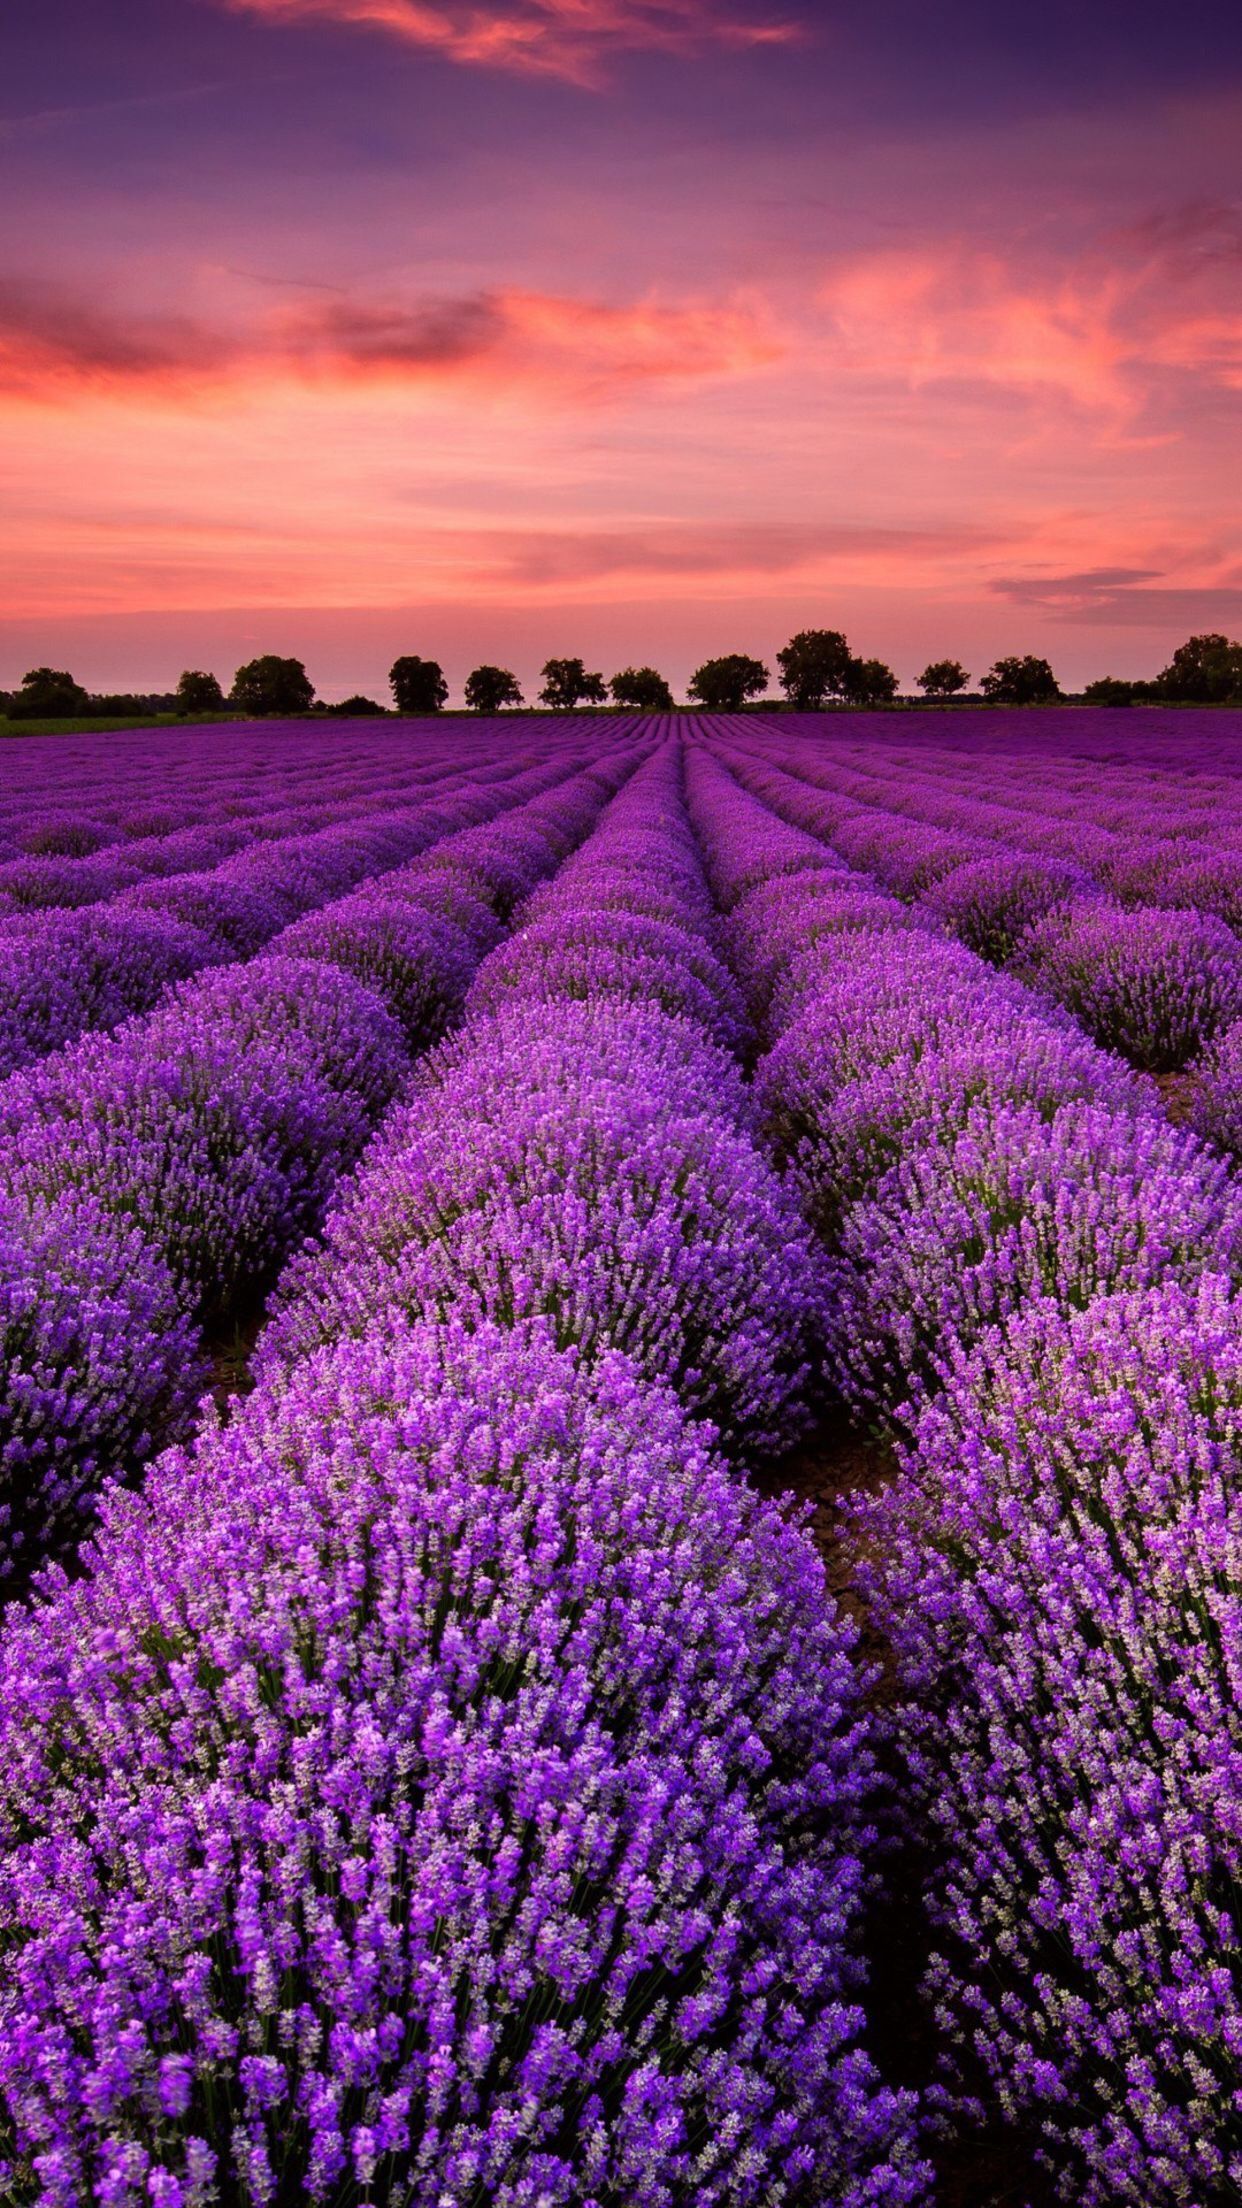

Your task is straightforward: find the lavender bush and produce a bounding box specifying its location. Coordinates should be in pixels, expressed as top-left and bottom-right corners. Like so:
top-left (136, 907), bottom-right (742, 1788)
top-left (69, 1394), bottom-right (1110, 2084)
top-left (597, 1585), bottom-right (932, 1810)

top-left (0, 1321), bottom-right (923, 2206)
top-left (261, 1002), bottom-right (818, 1452)
top-left (1015, 902), bottom-right (1242, 1071)
top-left (0, 1190), bottom-right (204, 1591)
top-left (861, 1278), bottom-right (1242, 2203)
top-left (823, 1095), bottom-right (1241, 1422)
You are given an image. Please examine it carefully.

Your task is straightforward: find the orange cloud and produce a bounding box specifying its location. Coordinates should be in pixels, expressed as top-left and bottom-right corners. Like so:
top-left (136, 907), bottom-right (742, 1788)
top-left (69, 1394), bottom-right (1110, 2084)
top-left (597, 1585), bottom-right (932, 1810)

top-left (288, 286), bottom-right (782, 391)
top-left (220, 0), bottom-right (799, 85)
top-left (818, 237), bottom-right (1242, 425)
top-left (0, 278), bottom-right (781, 406)
top-left (820, 250), bottom-right (1134, 417)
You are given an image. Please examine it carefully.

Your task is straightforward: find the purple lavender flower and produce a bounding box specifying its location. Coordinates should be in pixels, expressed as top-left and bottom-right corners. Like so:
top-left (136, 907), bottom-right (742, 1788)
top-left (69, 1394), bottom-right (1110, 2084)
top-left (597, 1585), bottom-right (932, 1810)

top-left (261, 1003), bottom-right (818, 1452)
top-left (822, 1095), bottom-right (1240, 1421)
top-left (0, 1321), bottom-right (923, 2205)
top-left (0, 1189), bottom-right (204, 1589)
top-left (860, 1276), bottom-right (1242, 2203)
top-left (1015, 902), bottom-right (1242, 1070)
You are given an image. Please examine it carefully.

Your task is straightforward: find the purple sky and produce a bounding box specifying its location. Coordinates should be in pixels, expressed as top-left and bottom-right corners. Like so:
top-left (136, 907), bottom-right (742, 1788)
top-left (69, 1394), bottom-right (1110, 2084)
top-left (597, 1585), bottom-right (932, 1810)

top-left (2, 0), bottom-right (1240, 698)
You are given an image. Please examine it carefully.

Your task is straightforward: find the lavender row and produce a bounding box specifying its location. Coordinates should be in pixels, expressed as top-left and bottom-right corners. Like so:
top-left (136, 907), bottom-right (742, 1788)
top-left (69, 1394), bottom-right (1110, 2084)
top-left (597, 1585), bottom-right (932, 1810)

top-left (688, 741), bottom-right (1242, 2195)
top-left (0, 751), bottom-right (636, 1594)
top-left (0, 736), bottom-right (540, 915)
top-left (744, 714), bottom-right (1242, 882)
top-left (719, 734), bottom-right (1242, 1081)
top-left (0, 750), bottom-right (589, 1079)
top-left (0, 736), bottom-right (924, 2206)
top-left (0, 738), bottom-right (442, 868)
top-left (0, 712), bottom-right (624, 843)
top-left (256, 743), bottom-right (820, 1457)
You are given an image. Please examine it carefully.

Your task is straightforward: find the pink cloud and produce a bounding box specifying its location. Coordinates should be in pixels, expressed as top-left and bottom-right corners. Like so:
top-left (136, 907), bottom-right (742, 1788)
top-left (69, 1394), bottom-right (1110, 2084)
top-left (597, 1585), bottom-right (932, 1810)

top-left (0, 277), bottom-right (781, 404)
top-left (817, 237), bottom-right (1242, 422)
top-left (219, 0), bottom-right (799, 85)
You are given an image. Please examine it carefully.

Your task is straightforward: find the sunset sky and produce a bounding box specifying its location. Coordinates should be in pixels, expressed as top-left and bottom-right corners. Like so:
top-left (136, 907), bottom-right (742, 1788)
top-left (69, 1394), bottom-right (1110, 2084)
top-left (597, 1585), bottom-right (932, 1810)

top-left (3, 0), bottom-right (1240, 699)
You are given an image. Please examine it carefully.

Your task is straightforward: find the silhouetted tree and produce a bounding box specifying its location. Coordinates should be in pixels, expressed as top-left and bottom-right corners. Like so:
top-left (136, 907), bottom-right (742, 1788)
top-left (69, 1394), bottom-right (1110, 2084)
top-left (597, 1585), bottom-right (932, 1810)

top-left (1155, 633), bottom-right (1242, 703)
top-left (777, 629), bottom-right (853, 709)
top-left (539, 659), bottom-right (607, 709)
top-left (688, 655), bottom-right (770, 711)
top-left (465, 666), bottom-right (524, 712)
top-left (8, 668), bottom-right (90, 719)
top-left (229, 656), bottom-right (315, 717)
top-left (1083, 677), bottom-right (1138, 705)
top-left (327, 695), bottom-right (387, 716)
top-left (843, 657), bottom-right (900, 705)
top-left (610, 666), bottom-right (674, 710)
top-left (176, 670), bottom-right (225, 714)
top-left (980, 655), bottom-right (1061, 705)
top-left (917, 659), bottom-right (970, 699)
top-left (390, 657), bottom-right (449, 714)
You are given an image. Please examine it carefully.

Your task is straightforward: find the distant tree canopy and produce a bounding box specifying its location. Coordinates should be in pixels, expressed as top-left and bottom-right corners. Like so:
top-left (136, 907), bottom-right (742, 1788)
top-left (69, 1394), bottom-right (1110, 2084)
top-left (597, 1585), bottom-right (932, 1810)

top-left (327, 695), bottom-right (386, 716)
top-left (1083, 677), bottom-right (1138, 706)
top-left (230, 656), bottom-right (315, 717)
top-left (777, 630), bottom-right (854, 709)
top-left (176, 670), bottom-right (225, 714)
top-left (689, 655), bottom-right (770, 711)
top-left (390, 657), bottom-right (449, 714)
top-left (539, 659), bottom-right (608, 710)
top-left (980, 655), bottom-right (1061, 705)
top-left (1155, 633), bottom-right (1242, 703)
top-left (843, 657), bottom-right (900, 706)
top-left (465, 666), bottom-right (524, 713)
top-left (8, 668), bottom-right (90, 719)
top-left (610, 666), bottom-right (674, 710)
top-left (917, 659), bottom-right (970, 699)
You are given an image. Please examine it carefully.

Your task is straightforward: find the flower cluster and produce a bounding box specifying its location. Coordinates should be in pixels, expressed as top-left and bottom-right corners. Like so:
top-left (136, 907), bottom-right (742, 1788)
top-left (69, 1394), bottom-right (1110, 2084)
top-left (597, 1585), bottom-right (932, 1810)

top-left (859, 1279), bottom-right (1242, 2203)
top-left (1013, 901), bottom-right (1242, 1070)
top-left (0, 729), bottom-right (921, 2205)
top-left (690, 718), bottom-right (1242, 2193)
top-left (0, 752), bottom-right (632, 1585)
top-left (0, 1321), bottom-right (918, 2207)
top-left (265, 749), bottom-right (821, 1456)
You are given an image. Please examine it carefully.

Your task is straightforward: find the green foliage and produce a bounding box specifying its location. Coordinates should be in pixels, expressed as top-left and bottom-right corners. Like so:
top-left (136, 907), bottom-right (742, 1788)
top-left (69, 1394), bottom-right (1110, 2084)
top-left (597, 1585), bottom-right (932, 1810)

top-left (389, 657), bottom-right (449, 714)
top-left (538, 658), bottom-right (607, 709)
top-left (327, 695), bottom-right (387, 716)
top-left (230, 656), bottom-right (316, 717)
top-left (688, 655), bottom-right (770, 711)
top-left (980, 655), bottom-right (1061, 705)
top-left (609, 666), bottom-right (674, 710)
top-left (777, 630), bottom-right (853, 709)
top-left (916, 659), bottom-right (970, 699)
top-left (1155, 633), bottom-right (1242, 704)
top-left (176, 670), bottom-right (225, 714)
top-left (8, 668), bottom-right (90, 720)
top-left (843, 657), bottom-right (900, 705)
top-left (465, 666), bottom-right (524, 712)
top-left (1083, 677), bottom-right (1138, 705)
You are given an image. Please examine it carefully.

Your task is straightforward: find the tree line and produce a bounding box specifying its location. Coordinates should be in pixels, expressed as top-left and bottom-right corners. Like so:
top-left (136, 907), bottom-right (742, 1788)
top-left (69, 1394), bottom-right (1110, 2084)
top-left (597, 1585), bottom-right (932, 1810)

top-left (4, 631), bottom-right (1241, 721)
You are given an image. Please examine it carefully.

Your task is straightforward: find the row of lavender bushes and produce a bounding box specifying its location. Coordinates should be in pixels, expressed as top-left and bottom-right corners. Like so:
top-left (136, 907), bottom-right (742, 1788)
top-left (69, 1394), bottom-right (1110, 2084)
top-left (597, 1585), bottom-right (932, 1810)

top-left (720, 735), bottom-right (1242, 1140)
top-left (686, 739), bottom-right (1242, 2202)
top-left (0, 713), bottom-right (622, 869)
top-left (0, 738), bottom-right (926, 2204)
top-left (0, 749), bottom-right (635, 1596)
top-left (0, 741), bottom-right (579, 1077)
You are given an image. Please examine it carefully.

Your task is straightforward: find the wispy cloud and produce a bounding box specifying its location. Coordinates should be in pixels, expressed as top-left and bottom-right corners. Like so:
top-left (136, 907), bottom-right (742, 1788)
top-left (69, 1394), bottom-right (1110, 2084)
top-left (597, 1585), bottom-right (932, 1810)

top-left (219, 0), bottom-right (799, 85)
top-left (0, 276), bottom-right (781, 403)
top-left (484, 518), bottom-right (1002, 587)
top-left (990, 566), bottom-right (1242, 626)
top-left (817, 236), bottom-right (1242, 425)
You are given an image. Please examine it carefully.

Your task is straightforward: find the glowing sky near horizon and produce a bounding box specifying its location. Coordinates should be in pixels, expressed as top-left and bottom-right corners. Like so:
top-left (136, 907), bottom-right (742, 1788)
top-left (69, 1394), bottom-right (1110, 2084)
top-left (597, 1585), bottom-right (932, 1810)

top-left (2, 0), bottom-right (1240, 697)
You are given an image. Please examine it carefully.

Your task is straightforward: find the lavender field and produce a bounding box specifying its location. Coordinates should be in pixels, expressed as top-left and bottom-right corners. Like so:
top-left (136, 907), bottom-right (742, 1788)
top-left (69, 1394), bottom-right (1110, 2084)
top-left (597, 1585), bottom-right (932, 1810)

top-left (3, 706), bottom-right (1242, 2205)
